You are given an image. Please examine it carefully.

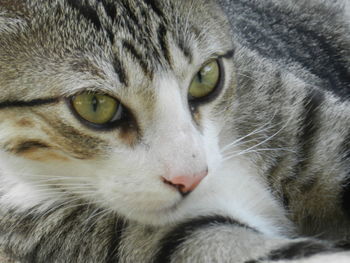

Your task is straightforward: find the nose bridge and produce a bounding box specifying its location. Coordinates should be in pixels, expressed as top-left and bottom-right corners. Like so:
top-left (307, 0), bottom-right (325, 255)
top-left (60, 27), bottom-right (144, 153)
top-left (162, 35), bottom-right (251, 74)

top-left (155, 107), bottom-right (205, 167)
top-left (151, 76), bottom-right (207, 175)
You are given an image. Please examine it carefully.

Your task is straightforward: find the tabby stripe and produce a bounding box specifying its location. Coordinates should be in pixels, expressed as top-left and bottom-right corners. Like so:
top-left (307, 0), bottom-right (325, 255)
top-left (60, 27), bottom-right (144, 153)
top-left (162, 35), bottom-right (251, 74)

top-left (12, 141), bottom-right (50, 154)
top-left (341, 132), bottom-right (350, 162)
top-left (264, 156), bottom-right (291, 208)
top-left (154, 215), bottom-right (256, 263)
top-left (266, 241), bottom-right (331, 261)
top-left (106, 219), bottom-right (127, 263)
top-left (245, 240), bottom-right (338, 263)
top-left (341, 131), bottom-right (350, 217)
top-left (98, 0), bottom-right (117, 21)
top-left (112, 57), bottom-right (128, 86)
top-left (221, 49), bottom-right (235, 59)
top-left (24, 207), bottom-right (84, 262)
top-left (296, 89), bottom-right (324, 176)
top-left (92, 0), bottom-right (116, 43)
top-left (335, 241), bottom-right (350, 250)
top-left (120, 0), bottom-right (138, 23)
top-left (176, 37), bottom-right (193, 62)
top-left (341, 177), bottom-right (350, 218)
top-left (233, 0), bottom-right (350, 98)
top-left (66, 0), bottom-right (102, 30)
top-left (105, 28), bottom-right (115, 43)
top-left (122, 41), bottom-right (152, 77)
top-left (157, 24), bottom-right (172, 66)
top-left (294, 26), bottom-right (350, 98)
top-left (0, 98), bottom-right (59, 109)
top-left (142, 0), bottom-right (165, 21)
top-left (119, 0), bottom-right (142, 32)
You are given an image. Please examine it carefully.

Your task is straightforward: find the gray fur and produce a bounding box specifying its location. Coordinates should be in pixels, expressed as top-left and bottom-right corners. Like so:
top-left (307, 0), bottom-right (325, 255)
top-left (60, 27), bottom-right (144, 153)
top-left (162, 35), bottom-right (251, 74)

top-left (217, 0), bottom-right (350, 240)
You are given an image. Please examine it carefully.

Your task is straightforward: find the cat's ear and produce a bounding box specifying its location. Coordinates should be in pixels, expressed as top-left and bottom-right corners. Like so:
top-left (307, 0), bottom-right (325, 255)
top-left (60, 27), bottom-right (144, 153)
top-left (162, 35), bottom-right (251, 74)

top-left (0, 0), bottom-right (29, 34)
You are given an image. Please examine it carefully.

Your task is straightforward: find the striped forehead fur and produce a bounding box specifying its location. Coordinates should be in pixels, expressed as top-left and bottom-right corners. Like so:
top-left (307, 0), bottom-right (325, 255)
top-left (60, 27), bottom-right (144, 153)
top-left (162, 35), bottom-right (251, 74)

top-left (0, 0), bottom-right (231, 103)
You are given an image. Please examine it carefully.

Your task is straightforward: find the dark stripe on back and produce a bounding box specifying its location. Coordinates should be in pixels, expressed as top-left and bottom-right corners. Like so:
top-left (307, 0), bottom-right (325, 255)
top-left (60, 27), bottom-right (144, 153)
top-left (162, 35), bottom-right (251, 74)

top-left (122, 41), bottom-right (152, 77)
top-left (341, 131), bottom-right (350, 163)
top-left (335, 240), bottom-right (350, 250)
top-left (24, 207), bottom-right (84, 262)
top-left (296, 88), bottom-right (324, 173)
top-left (341, 177), bottom-right (350, 218)
top-left (225, 0), bottom-right (350, 99)
top-left (294, 26), bottom-right (350, 98)
top-left (66, 0), bottom-right (102, 30)
top-left (0, 98), bottom-right (59, 109)
top-left (245, 240), bottom-right (340, 263)
top-left (341, 132), bottom-right (350, 217)
top-left (106, 219), bottom-right (127, 263)
top-left (264, 156), bottom-right (292, 209)
top-left (105, 28), bottom-right (115, 44)
top-left (98, 0), bottom-right (117, 21)
top-left (154, 215), bottom-right (256, 263)
top-left (275, 89), bottom-right (324, 208)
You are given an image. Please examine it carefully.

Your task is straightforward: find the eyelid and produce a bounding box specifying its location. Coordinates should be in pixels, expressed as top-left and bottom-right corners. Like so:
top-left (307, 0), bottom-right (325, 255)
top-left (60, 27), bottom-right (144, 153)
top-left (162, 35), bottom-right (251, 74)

top-left (196, 49), bottom-right (233, 74)
top-left (63, 87), bottom-right (120, 101)
top-left (206, 49), bottom-right (235, 62)
top-left (219, 49), bottom-right (235, 59)
top-left (65, 88), bottom-right (120, 102)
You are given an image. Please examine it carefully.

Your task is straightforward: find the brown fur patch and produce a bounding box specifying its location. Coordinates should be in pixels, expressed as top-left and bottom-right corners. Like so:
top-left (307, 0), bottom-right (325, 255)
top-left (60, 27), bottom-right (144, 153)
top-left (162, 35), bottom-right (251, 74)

top-left (16, 118), bottom-right (35, 128)
top-left (14, 140), bottom-right (50, 154)
top-left (119, 129), bottom-right (138, 147)
top-left (34, 111), bottom-right (107, 159)
top-left (6, 140), bottom-right (69, 161)
top-left (19, 150), bottom-right (70, 162)
top-left (193, 111), bottom-right (201, 125)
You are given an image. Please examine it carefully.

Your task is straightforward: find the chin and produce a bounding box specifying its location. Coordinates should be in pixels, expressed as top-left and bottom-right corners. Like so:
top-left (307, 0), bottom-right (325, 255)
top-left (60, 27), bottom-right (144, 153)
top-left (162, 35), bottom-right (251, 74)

top-left (92, 187), bottom-right (185, 226)
top-left (115, 202), bottom-right (186, 226)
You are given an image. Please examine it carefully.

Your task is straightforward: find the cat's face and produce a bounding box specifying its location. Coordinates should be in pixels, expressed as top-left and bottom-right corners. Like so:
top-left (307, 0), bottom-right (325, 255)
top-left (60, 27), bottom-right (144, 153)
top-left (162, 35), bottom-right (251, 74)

top-left (0, 0), bottom-right (235, 224)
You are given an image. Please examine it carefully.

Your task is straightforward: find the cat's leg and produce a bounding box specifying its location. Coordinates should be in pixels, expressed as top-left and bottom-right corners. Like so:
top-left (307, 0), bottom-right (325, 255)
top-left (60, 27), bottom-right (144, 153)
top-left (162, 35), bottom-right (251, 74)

top-left (119, 216), bottom-right (350, 263)
top-left (1, 208), bottom-right (349, 262)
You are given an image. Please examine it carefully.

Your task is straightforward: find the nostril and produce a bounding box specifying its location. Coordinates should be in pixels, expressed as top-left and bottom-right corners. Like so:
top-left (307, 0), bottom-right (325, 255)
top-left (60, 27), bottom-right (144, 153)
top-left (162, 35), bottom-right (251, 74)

top-left (162, 178), bottom-right (187, 194)
top-left (162, 170), bottom-right (207, 195)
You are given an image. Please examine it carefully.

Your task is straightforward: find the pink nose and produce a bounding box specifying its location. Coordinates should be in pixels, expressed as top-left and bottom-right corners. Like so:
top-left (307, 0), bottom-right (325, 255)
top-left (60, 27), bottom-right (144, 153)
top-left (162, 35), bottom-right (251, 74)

top-left (162, 169), bottom-right (208, 195)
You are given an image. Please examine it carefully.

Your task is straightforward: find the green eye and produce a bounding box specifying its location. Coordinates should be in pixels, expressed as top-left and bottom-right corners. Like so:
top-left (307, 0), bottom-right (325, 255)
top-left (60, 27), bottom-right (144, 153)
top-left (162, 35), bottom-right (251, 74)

top-left (71, 93), bottom-right (120, 125)
top-left (188, 60), bottom-right (220, 99)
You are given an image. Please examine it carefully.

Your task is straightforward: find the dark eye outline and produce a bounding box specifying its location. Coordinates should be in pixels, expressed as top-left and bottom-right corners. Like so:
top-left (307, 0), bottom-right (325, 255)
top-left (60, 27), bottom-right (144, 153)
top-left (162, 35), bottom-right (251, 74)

top-left (66, 92), bottom-right (131, 131)
top-left (188, 58), bottom-right (224, 105)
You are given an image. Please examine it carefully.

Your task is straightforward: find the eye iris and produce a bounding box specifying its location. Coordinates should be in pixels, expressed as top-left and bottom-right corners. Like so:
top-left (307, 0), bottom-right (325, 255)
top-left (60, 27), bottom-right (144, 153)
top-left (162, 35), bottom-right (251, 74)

top-left (72, 93), bottom-right (118, 125)
top-left (189, 60), bottom-right (220, 99)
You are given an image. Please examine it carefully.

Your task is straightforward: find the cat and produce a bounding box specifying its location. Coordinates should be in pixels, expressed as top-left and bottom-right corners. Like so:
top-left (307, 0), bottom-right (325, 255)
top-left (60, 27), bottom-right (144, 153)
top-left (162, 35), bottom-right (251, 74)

top-left (0, 0), bottom-right (349, 262)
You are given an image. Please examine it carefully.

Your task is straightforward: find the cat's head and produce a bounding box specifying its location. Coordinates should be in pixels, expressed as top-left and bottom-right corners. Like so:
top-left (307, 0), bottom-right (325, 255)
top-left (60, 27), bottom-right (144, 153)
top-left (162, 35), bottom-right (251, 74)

top-left (0, 0), bottom-right (235, 224)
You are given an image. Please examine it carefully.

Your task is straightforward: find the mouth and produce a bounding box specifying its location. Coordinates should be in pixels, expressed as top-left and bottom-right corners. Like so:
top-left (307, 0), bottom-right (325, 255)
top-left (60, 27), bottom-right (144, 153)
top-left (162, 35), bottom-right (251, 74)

top-left (147, 195), bottom-right (184, 216)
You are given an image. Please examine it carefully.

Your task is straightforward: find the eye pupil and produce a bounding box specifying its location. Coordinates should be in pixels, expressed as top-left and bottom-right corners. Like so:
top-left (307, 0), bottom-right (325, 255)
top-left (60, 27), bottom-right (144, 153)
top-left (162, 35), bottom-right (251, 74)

top-left (197, 72), bottom-right (203, 82)
top-left (92, 96), bottom-right (98, 112)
